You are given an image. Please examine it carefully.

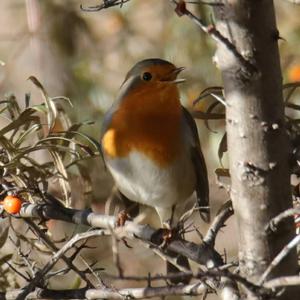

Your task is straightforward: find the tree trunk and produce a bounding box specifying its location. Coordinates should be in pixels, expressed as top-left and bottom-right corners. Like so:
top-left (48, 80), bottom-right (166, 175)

top-left (213, 1), bottom-right (298, 298)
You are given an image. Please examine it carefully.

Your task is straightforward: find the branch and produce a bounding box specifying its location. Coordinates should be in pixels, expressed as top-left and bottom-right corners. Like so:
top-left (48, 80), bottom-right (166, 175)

top-left (185, 0), bottom-right (224, 6)
top-left (283, 0), bottom-right (300, 4)
top-left (266, 207), bottom-right (300, 232)
top-left (259, 234), bottom-right (300, 284)
top-left (12, 200), bottom-right (249, 299)
top-left (14, 202), bottom-right (242, 299)
top-left (18, 203), bottom-right (224, 267)
top-left (0, 284), bottom-right (207, 299)
top-left (264, 276), bottom-right (300, 289)
top-left (6, 267), bottom-right (269, 299)
top-left (204, 200), bottom-right (233, 246)
top-left (15, 229), bottom-right (108, 300)
top-left (170, 0), bottom-right (257, 77)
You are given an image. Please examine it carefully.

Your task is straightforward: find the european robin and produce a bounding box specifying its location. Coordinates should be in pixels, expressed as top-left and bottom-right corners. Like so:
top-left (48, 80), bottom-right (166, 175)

top-left (101, 58), bottom-right (209, 283)
top-left (100, 58), bottom-right (210, 228)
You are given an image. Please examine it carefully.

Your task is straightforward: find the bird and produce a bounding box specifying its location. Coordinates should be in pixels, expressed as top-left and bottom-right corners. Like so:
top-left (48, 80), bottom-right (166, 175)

top-left (100, 58), bottom-right (209, 228)
top-left (100, 58), bottom-right (210, 283)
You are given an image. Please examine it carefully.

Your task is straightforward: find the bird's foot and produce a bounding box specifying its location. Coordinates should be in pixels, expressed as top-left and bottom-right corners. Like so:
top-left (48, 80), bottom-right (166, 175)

top-left (116, 210), bottom-right (131, 227)
top-left (161, 227), bottom-right (176, 248)
top-left (150, 224), bottom-right (181, 248)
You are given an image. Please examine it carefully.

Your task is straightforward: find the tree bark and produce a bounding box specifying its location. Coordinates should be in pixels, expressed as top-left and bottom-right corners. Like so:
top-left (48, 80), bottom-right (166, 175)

top-left (213, 1), bottom-right (298, 298)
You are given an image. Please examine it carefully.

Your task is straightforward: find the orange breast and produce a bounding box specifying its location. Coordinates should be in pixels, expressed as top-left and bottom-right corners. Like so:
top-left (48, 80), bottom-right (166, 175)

top-left (102, 84), bottom-right (183, 167)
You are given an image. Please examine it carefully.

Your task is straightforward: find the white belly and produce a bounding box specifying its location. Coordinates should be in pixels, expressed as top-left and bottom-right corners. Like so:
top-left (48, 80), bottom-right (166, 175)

top-left (105, 150), bottom-right (196, 210)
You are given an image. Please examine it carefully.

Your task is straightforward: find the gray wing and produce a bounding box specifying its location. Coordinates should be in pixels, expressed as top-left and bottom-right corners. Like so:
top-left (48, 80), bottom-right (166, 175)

top-left (182, 106), bottom-right (210, 222)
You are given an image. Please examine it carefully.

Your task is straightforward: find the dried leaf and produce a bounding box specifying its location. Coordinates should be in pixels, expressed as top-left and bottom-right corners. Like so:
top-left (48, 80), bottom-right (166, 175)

top-left (193, 86), bottom-right (224, 106)
top-left (51, 96), bottom-right (73, 108)
top-left (14, 124), bottom-right (41, 147)
top-left (28, 76), bottom-right (57, 131)
top-left (6, 94), bottom-right (21, 119)
top-left (0, 108), bottom-right (38, 136)
top-left (204, 101), bottom-right (223, 132)
top-left (76, 163), bottom-right (93, 206)
top-left (49, 150), bottom-right (71, 206)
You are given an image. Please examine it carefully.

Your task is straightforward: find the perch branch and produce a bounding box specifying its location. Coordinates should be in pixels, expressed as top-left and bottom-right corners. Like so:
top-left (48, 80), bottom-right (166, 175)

top-left (18, 203), bottom-right (224, 267)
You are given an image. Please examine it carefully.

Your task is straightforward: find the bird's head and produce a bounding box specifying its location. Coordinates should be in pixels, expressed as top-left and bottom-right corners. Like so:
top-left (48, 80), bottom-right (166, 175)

top-left (118, 58), bottom-right (185, 105)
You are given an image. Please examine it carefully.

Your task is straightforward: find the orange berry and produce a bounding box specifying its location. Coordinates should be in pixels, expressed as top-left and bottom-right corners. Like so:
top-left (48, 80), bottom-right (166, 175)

top-left (288, 65), bottom-right (300, 82)
top-left (2, 195), bottom-right (22, 214)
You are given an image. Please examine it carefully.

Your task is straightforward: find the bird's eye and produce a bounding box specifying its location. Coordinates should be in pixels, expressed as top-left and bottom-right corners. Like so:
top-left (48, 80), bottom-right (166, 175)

top-left (142, 72), bottom-right (152, 81)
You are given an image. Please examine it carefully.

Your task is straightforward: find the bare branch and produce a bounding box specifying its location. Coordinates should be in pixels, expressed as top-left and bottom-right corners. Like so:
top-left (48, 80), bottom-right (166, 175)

top-left (15, 229), bottom-right (108, 300)
top-left (267, 207), bottom-right (300, 232)
top-left (3, 268), bottom-right (268, 299)
top-left (13, 202), bottom-right (243, 299)
top-left (259, 234), bottom-right (300, 284)
top-left (25, 219), bottom-right (96, 282)
top-left (185, 0), bottom-right (224, 6)
top-left (204, 200), bottom-right (233, 246)
top-left (0, 284), bottom-right (207, 299)
top-left (283, 0), bottom-right (300, 4)
top-left (264, 275), bottom-right (300, 289)
top-left (169, 0), bottom-right (257, 77)
top-left (111, 229), bottom-right (124, 277)
top-left (19, 203), bottom-right (224, 267)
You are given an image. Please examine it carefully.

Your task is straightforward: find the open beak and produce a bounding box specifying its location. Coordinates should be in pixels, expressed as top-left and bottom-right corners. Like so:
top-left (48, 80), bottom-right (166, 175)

top-left (161, 67), bottom-right (186, 84)
top-left (172, 67), bottom-right (186, 84)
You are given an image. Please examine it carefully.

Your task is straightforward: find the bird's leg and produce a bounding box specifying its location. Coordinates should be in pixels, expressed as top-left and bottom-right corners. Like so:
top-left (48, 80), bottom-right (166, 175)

top-left (115, 192), bottom-right (139, 227)
top-left (150, 206), bottom-right (181, 247)
top-left (116, 210), bottom-right (130, 227)
top-left (162, 205), bottom-right (176, 229)
top-left (153, 206), bottom-right (191, 283)
top-left (160, 205), bottom-right (177, 246)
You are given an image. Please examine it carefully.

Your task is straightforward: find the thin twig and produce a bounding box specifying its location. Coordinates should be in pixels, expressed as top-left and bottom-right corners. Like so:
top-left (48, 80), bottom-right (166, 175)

top-left (110, 228), bottom-right (124, 277)
top-left (15, 229), bottom-right (108, 300)
top-left (5, 262), bottom-right (31, 282)
top-left (185, 0), bottom-right (224, 6)
top-left (204, 200), bottom-right (233, 246)
top-left (266, 207), bottom-right (300, 232)
top-left (283, 0), bottom-right (300, 4)
top-left (264, 275), bottom-right (300, 289)
top-left (170, 0), bottom-right (257, 76)
top-left (80, 0), bottom-right (130, 12)
top-left (105, 262), bottom-right (237, 282)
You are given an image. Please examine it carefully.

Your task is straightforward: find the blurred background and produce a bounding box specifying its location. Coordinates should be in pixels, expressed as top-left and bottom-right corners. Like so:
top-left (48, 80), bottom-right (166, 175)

top-left (0, 0), bottom-right (300, 298)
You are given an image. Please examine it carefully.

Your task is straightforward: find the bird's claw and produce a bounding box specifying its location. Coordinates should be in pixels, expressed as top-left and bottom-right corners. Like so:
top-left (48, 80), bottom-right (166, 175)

top-left (150, 227), bottom-right (178, 248)
top-left (116, 210), bottom-right (131, 227)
